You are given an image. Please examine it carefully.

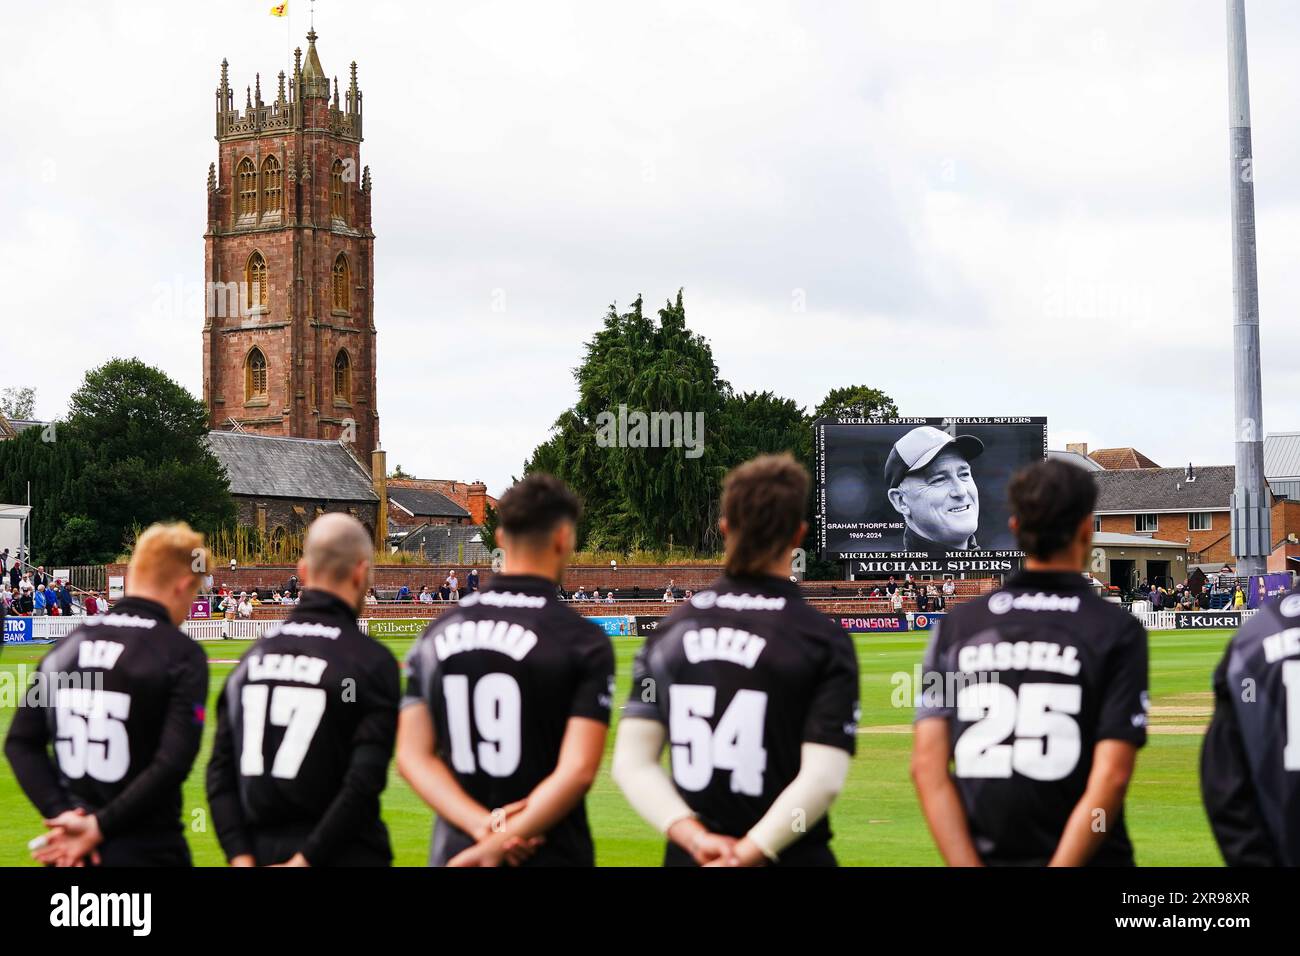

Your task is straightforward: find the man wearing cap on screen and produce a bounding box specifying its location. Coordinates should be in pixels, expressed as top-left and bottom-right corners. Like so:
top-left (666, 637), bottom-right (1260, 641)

top-left (885, 425), bottom-right (984, 555)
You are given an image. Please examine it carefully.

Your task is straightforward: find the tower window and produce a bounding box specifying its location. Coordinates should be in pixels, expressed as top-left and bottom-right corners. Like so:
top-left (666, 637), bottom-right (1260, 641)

top-left (261, 155), bottom-right (281, 213)
top-left (332, 254), bottom-right (350, 311)
top-left (334, 350), bottom-right (351, 402)
top-left (331, 160), bottom-right (346, 221)
top-left (246, 347), bottom-right (268, 400)
top-left (237, 158), bottom-right (257, 216)
top-left (246, 251), bottom-right (268, 310)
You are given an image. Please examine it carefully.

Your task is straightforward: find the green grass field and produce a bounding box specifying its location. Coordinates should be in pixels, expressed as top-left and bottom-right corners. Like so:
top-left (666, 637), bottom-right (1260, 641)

top-left (0, 629), bottom-right (1233, 866)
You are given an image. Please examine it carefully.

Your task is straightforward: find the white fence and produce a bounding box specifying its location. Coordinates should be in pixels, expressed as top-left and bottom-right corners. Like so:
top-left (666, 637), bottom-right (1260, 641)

top-left (1129, 608), bottom-right (1257, 631)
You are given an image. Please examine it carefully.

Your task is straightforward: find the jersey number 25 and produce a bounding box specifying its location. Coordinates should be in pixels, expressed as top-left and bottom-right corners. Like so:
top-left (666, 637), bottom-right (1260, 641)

top-left (954, 682), bottom-right (1082, 781)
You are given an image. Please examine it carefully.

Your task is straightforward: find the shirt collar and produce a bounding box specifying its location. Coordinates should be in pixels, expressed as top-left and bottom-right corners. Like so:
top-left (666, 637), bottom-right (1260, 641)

top-left (487, 574), bottom-right (558, 595)
top-left (1006, 569), bottom-right (1092, 592)
top-left (292, 588), bottom-right (358, 619)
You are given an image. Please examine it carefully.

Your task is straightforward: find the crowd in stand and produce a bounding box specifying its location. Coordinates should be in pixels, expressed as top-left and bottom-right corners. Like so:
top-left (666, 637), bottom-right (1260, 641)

top-left (0, 550), bottom-right (105, 618)
top-left (1141, 578), bottom-right (1243, 612)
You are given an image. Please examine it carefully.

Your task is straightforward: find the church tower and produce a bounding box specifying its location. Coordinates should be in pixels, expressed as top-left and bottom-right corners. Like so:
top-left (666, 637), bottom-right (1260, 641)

top-left (203, 30), bottom-right (378, 458)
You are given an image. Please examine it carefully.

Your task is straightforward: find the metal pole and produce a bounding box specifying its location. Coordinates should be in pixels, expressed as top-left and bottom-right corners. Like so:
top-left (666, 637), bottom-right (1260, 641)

top-left (1227, 0), bottom-right (1271, 578)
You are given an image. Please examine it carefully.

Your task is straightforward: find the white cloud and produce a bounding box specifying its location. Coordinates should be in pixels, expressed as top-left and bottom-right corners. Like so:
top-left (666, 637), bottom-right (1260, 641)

top-left (3, 0), bottom-right (1300, 491)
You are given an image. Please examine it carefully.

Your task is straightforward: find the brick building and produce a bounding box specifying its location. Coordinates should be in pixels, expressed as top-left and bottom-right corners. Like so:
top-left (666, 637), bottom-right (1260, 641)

top-left (202, 29), bottom-right (379, 458)
top-left (206, 430), bottom-right (382, 541)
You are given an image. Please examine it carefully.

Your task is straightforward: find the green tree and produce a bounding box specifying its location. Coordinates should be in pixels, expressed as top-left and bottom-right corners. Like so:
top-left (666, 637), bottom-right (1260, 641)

top-left (525, 292), bottom-right (730, 552)
top-left (0, 386), bottom-right (35, 419)
top-left (388, 464), bottom-right (413, 479)
top-left (812, 385), bottom-right (899, 420)
top-left (0, 359), bottom-right (235, 564)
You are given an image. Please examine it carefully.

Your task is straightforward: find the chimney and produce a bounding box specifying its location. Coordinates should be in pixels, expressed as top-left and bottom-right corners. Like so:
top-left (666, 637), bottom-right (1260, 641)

top-left (371, 446), bottom-right (388, 550)
top-left (1066, 442), bottom-right (1088, 456)
top-left (467, 480), bottom-right (488, 525)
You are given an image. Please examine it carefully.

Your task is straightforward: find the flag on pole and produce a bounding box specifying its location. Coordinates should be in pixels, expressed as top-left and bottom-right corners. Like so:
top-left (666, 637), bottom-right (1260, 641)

top-left (270, 3), bottom-right (288, 16)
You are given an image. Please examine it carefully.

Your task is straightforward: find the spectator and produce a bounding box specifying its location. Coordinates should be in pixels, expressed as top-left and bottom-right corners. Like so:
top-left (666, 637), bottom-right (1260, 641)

top-left (18, 586), bottom-right (33, 615)
top-left (418, 586), bottom-right (433, 604)
top-left (916, 587), bottom-right (929, 613)
top-left (237, 592), bottom-right (253, 619)
top-left (605, 589), bottom-right (615, 605)
top-left (365, 587), bottom-right (378, 607)
top-left (8, 563), bottom-right (19, 590)
top-left (684, 589), bottom-right (694, 600)
top-left (281, 590), bottom-right (296, 606)
top-left (574, 585), bottom-right (588, 602)
top-left (57, 581), bottom-right (73, 616)
top-left (467, 567), bottom-right (480, 593)
top-left (446, 570), bottom-right (460, 602)
top-left (591, 589), bottom-right (601, 602)
top-left (942, 578), bottom-right (955, 607)
top-left (32, 584), bottom-right (47, 617)
top-left (396, 583), bottom-right (412, 603)
top-left (662, 588), bottom-right (675, 604)
top-left (889, 588), bottom-right (904, 614)
top-left (0, 547), bottom-right (8, 573)
top-left (885, 575), bottom-right (898, 596)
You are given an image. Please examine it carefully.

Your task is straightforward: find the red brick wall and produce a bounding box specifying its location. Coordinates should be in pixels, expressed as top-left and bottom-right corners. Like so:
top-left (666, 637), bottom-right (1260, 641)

top-left (1096, 512), bottom-right (1231, 563)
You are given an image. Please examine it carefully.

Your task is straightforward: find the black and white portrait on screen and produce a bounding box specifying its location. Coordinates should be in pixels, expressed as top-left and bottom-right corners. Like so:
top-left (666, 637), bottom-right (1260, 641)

top-left (816, 417), bottom-right (1047, 574)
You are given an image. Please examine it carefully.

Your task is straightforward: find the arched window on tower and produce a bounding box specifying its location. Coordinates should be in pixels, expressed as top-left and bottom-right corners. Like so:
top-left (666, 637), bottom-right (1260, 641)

top-left (331, 160), bottom-right (346, 221)
top-left (334, 350), bottom-right (351, 403)
top-left (261, 155), bottom-right (281, 214)
top-left (237, 158), bottom-right (257, 217)
top-left (246, 347), bottom-right (268, 401)
top-left (246, 251), bottom-right (268, 311)
top-left (332, 254), bottom-right (350, 311)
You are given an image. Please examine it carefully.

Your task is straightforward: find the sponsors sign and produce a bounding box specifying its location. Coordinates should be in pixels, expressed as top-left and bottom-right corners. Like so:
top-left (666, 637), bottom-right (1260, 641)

top-left (3, 617), bottom-right (34, 644)
top-left (911, 612), bottom-right (946, 631)
top-left (1248, 573), bottom-right (1292, 610)
top-left (832, 613), bottom-right (908, 633)
top-left (367, 618), bottom-right (430, 639)
top-left (189, 600), bottom-right (211, 620)
top-left (632, 615), bottom-right (664, 637)
top-left (1174, 610), bottom-right (1241, 630)
top-left (588, 615), bottom-right (634, 636)
top-left (816, 416), bottom-right (1046, 574)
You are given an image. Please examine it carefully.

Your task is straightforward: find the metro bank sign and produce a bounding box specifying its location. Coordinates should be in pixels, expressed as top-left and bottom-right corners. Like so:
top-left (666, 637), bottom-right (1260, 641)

top-left (3, 618), bottom-right (33, 644)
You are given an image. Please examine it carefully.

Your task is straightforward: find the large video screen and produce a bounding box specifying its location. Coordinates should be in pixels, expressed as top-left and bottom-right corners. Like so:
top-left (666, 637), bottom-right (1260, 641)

top-left (816, 417), bottom-right (1047, 574)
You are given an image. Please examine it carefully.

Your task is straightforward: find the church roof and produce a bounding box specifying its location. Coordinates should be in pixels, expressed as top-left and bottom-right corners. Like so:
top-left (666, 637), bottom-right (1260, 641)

top-left (388, 487), bottom-right (470, 519)
top-left (206, 431), bottom-right (378, 503)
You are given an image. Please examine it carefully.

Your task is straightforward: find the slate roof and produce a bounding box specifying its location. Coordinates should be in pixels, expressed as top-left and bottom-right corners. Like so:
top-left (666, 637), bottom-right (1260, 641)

top-left (1265, 433), bottom-right (1300, 480)
top-left (1090, 447), bottom-right (1161, 470)
top-left (206, 431), bottom-right (378, 502)
top-left (398, 523), bottom-right (490, 564)
top-left (1093, 465), bottom-right (1234, 513)
top-left (388, 486), bottom-right (470, 519)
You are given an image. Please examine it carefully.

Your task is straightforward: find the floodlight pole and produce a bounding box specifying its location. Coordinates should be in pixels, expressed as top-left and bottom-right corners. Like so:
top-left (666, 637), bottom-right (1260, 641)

top-left (1227, 0), bottom-right (1270, 578)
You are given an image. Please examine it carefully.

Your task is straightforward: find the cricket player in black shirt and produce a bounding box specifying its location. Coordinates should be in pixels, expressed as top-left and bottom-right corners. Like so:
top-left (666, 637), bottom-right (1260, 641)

top-left (1202, 586), bottom-right (1300, 865)
top-left (6, 523), bottom-right (210, 866)
top-left (396, 474), bottom-right (615, 866)
top-left (612, 454), bottom-right (860, 867)
top-left (913, 459), bottom-right (1149, 866)
top-left (206, 513), bottom-right (400, 866)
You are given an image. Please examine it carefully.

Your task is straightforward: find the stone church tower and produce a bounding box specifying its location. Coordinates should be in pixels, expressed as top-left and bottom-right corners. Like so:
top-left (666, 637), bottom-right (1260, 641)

top-left (203, 30), bottom-right (378, 458)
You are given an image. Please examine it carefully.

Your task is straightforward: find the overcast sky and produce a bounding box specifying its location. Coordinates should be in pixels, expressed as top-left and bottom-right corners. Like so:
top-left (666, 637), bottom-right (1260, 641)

top-left (3, 0), bottom-right (1300, 495)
